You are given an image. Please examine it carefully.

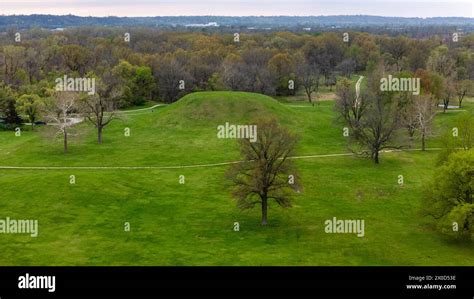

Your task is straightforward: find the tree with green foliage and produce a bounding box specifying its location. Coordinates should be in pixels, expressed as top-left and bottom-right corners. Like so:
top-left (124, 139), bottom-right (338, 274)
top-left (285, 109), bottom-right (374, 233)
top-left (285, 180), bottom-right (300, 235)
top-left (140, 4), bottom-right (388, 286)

top-left (422, 149), bottom-right (474, 239)
top-left (268, 53), bottom-right (295, 96)
top-left (111, 60), bottom-right (134, 107)
top-left (2, 45), bottom-right (26, 86)
top-left (0, 85), bottom-right (22, 130)
top-left (455, 113), bottom-right (474, 151)
top-left (131, 66), bottom-right (154, 106)
top-left (111, 61), bottom-right (154, 107)
top-left (16, 94), bottom-right (43, 130)
top-left (207, 72), bottom-right (226, 91)
top-left (437, 112), bottom-right (474, 166)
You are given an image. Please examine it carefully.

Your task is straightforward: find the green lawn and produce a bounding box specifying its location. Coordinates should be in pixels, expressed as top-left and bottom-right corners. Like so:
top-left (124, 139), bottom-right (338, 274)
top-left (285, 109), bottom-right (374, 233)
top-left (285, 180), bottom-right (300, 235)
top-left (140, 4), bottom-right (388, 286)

top-left (0, 91), bottom-right (472, 265)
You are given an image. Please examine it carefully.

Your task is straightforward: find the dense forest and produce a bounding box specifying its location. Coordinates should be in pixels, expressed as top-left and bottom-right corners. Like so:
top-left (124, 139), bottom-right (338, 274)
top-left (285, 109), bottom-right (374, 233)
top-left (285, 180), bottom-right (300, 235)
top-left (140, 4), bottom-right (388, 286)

top-left (0, 26), bottom-right (473, 129)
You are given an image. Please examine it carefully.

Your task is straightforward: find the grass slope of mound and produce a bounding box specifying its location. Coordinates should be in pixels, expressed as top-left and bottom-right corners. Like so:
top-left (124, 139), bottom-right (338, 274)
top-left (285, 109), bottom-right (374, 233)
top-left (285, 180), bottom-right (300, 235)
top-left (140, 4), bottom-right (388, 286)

top-left (158, 91), bottom-right (296, 126)
top-left (0, 92), bottom-right (298, 167)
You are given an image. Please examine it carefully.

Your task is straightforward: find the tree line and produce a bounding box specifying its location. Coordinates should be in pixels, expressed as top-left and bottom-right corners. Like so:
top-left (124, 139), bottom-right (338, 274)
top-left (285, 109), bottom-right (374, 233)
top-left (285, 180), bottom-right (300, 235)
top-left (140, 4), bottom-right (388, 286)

top-left (0, 28), bottom-right (472, 106)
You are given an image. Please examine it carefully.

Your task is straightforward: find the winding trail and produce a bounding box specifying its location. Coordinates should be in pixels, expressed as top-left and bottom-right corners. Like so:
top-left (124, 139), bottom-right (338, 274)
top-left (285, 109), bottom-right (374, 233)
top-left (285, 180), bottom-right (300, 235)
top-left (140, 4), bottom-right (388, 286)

top-left (6, 101), bottom-right (451, 171)
top-left (0, 148), bottom-right (443, 170)
top-left (24, 104), bottom-right (167, 126)
top-left (116, 104), bottom-right (166, 114)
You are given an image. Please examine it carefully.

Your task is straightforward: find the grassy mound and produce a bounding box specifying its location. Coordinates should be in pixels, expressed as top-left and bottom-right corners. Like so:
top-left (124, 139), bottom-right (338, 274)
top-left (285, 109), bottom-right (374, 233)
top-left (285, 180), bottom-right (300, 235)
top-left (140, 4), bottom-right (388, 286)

top-left (0, 91), bottom-right (298, 167)
top-left (157, 91), bottom-right (296, 126)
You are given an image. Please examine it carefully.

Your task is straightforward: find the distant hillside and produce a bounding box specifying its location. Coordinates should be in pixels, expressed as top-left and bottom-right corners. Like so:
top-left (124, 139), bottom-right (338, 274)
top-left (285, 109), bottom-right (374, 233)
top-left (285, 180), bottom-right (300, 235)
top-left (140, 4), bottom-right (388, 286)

top-left (1, 15), bottom-right (473, 32)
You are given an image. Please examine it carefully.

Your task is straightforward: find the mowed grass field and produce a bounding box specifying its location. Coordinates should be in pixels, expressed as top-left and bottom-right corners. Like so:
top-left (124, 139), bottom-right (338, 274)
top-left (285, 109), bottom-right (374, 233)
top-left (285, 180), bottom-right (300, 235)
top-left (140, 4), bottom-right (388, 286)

top-left (0, 91), bottom-right (472, 265)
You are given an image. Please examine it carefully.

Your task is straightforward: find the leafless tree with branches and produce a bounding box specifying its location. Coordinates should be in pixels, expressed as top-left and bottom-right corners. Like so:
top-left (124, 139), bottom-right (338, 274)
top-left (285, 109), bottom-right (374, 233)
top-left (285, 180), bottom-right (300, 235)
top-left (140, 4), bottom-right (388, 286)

top-left (43, 91), bottom-right (79, 153)
top-left (226, 118), bottom-right (301, 225)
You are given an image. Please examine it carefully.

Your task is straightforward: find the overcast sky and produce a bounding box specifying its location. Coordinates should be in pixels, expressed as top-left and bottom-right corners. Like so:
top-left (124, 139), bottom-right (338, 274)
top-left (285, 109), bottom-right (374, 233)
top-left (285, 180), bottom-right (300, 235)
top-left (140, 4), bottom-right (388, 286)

top-left (1, 0), bottom-right (473, 18)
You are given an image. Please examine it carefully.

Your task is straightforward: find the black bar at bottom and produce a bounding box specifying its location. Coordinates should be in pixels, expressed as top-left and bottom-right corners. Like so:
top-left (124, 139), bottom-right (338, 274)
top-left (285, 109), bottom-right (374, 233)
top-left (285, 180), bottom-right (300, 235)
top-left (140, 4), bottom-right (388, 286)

top-left (0, 266), bottom-right (471, 298)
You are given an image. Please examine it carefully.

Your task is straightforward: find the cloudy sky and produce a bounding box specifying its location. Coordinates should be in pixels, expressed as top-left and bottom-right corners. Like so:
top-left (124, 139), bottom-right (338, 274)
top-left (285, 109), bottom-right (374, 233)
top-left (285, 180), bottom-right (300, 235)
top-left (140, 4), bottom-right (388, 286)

top-left (1, 0), bottom-right (473, 18)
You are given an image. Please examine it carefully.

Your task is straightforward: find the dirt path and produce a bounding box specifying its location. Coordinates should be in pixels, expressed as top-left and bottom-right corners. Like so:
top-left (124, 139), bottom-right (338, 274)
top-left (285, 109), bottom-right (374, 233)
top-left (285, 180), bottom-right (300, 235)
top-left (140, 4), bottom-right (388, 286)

top-left (0, 148), bottom-right (442, 170)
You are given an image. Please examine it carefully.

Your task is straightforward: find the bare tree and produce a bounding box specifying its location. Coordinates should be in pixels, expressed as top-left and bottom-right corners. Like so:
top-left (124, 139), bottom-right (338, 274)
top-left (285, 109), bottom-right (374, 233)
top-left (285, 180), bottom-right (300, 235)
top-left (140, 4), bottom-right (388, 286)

top-left (334, 77), bottom-right (367, 123)
top-left (226, 118), bottom-right (301, 225)
top-left (80, 73), bottom-right (121, 144)
top-left (442, 78), bottom-right (455, 112)
top-left (43, 92), bottom-right (79, 153)
top-left (400, 94), bottom-right (418, 140)
top-left (381, 36), bottom-right (410, 72)
top-left (296, 59), bottom-right (320, 104)
top-left (427, 46), bottom-right (455, 79)
top-left (154, 55), bottom-right (192, 103)
top-left (455, 79), bottom-right (474, 108)
top-left (414, 95), bottom-right (437, 151)
top-left (335, 73), bottom-right (402, 164)
top-left (222, 54), bottom-right (248, 91)
top-left (241, 48), bottom-right (275, 95)
top-left (336, 58), bottom-right (356, 78)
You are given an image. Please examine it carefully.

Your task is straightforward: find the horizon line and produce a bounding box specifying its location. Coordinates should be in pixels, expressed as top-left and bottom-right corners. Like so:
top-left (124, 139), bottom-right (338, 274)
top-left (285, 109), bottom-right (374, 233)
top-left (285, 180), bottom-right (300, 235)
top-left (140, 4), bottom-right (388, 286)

top-left (1, 14), bottom-right (473, 19)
